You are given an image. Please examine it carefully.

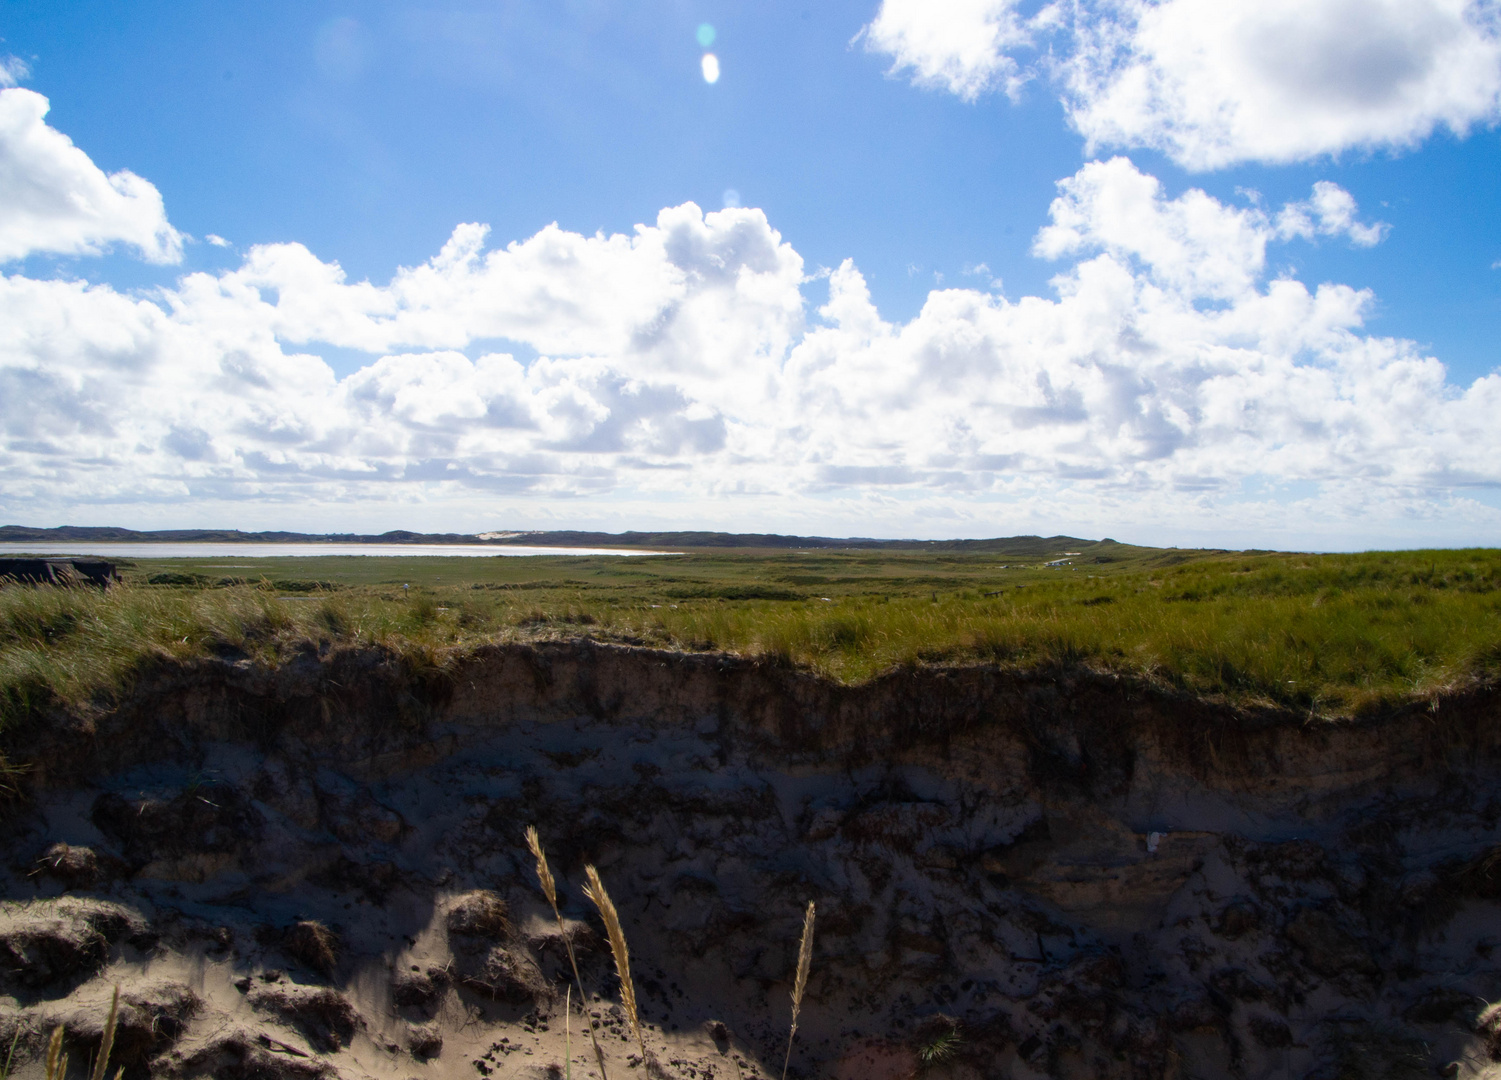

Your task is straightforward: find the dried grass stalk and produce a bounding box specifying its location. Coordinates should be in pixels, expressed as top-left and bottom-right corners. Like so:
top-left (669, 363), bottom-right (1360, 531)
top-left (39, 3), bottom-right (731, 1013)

top-left (44, 1025), bottom-right (67, 1080)
top-left (526, 825), bottom-right (558, 908)
top-left (89, 985), bottom-right (121, 1080)
top-left (32, 986), bottom-right (123, 1080)
top-left (527, 827), bottom-right (610, 1080)
top-left (781, 902), bottom-right (815, 1080)
top-left (2, 1028), bottom-right (19, 1080)
top-left (583, 864), bottom-right (647, 1064)
top-left (0, 753), bottom-right (26, 799)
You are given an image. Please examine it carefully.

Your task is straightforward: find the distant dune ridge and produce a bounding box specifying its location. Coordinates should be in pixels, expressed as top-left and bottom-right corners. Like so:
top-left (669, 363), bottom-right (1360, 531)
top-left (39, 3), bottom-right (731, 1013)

top-left (0, 524), bottom-right (1131, 554)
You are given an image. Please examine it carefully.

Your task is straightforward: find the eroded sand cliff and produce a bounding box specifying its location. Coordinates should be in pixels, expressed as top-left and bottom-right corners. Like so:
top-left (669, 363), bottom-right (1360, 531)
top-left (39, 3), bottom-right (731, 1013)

top-left (3, 642), bottom-right (1501, 1079)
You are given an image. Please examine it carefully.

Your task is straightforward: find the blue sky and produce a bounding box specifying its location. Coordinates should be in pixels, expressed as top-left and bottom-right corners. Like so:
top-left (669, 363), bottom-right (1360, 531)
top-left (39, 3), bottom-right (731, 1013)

top-left (2, 0), bottom-right (1500, 547)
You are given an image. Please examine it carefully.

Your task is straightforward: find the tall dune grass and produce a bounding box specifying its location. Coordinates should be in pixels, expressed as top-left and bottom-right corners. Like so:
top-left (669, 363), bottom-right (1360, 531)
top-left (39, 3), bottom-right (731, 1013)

top-left (636, 563), bottom-right (1501, 708)
top-left (0, 579), bottom-right (549, 734)
top-left (2, 549), bottom-right (1500, 745)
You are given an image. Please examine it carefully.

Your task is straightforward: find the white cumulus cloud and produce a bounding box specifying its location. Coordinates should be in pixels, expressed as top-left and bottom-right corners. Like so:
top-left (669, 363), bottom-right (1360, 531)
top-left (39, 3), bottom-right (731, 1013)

top-left (861, 0), bottom-right (1501, 169)
top-left (859, 0), bottom-right (1037, 101)
top-left (0, 193), bottom-right (806, 512)
top-left (0, 88), bottom-right (184, 263)
top-left (1274, 182), bottom-right (1390, 247)
top-left (0, 102), bottom-right (1498, 545)
top-left (1032, 159), bottom-right (1388, 298)
top-left (788, 181), bottom-right (1494, 506)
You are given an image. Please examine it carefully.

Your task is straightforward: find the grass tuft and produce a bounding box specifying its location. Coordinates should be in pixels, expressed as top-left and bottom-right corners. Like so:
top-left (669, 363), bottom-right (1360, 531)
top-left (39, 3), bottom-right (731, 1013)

top-left (914, 1018), bottom-right (961, 1068)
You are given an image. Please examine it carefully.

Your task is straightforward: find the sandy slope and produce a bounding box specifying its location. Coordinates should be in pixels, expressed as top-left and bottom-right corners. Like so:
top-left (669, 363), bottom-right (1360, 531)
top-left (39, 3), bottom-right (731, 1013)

top-left (3, 641), bottom-right (1501, 1079)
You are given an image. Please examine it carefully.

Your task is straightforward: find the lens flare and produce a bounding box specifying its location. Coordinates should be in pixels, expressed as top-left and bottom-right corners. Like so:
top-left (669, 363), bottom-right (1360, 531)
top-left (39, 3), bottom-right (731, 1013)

top-left (696, 23), bottom-right (716, 48)
top-left (701, 53), bottom-right (720, 83)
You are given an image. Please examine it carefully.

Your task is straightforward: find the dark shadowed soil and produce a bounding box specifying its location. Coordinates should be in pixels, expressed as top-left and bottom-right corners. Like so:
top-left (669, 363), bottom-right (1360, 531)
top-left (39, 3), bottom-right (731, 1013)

top-left (3, 641), bottom-right (1501, 1079)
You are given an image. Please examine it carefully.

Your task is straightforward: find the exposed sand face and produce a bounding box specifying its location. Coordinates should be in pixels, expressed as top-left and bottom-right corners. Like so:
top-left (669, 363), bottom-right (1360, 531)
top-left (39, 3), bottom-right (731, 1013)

top-left (3, 642), bottom-right (1501, 1079)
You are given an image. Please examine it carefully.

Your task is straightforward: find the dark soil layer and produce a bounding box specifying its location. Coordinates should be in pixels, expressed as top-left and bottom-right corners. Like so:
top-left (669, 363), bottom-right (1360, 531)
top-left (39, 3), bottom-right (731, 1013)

top-left (3, 641), bottom-right (1501, 1080)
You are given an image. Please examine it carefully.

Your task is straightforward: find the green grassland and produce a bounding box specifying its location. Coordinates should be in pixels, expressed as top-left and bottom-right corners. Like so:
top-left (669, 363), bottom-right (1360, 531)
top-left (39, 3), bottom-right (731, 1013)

top-left (3, 541), bottom-right (1501, 736)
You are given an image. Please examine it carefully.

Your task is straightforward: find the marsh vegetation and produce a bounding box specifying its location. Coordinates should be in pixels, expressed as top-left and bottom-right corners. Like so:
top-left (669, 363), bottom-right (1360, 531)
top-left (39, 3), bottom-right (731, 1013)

top-left (3, 543), bottom-right (1500, 740)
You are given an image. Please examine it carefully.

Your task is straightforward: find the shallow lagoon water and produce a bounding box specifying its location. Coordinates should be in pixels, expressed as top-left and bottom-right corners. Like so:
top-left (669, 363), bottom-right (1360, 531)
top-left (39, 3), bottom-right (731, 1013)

top-left (0, 542), bottom-right (663, 558)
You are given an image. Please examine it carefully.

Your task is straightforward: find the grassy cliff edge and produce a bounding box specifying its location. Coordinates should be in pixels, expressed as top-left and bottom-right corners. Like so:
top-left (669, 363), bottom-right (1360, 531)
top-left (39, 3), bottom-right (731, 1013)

top-left (3, 545), bottom-right (1500, 753)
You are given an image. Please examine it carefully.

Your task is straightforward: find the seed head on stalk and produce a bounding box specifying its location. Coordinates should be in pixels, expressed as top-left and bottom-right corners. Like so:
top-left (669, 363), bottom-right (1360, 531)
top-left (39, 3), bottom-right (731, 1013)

top-left (44, 1025), bottom-right (67, 1080)
top-left (781, 902), bottom-right (815, 1080)
top-left (583, 865), bottom-right (647, 1065)
top-left (527, 827), bottom-right (610, 1080)
top-left (88, 986), bottom-right (122, 1080)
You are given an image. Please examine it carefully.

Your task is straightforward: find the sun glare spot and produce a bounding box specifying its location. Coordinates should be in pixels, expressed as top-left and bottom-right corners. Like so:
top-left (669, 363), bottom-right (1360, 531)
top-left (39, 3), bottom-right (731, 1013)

top-left (701, 53), bottom-right (720, 83)
top-left (696, 23), bottom-right (716, 48)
